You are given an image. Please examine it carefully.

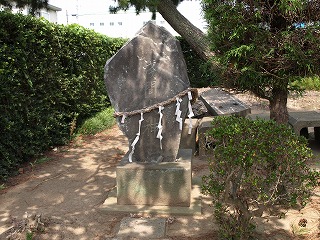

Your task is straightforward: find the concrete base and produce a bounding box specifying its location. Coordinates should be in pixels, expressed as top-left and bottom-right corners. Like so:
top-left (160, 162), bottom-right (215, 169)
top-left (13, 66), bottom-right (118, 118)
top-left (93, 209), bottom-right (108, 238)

top-left (116, 149), bottom-right (192, 207)
top-left (100, 181), bottom-right (202, 216)
top-left (100, 149), bottom-right (201, 215)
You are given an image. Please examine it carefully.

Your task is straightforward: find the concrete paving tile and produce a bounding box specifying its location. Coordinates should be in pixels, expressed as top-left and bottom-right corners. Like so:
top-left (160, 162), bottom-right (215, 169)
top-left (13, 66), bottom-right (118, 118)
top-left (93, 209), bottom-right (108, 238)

top-left (116, 217), bottom-right (166, 239)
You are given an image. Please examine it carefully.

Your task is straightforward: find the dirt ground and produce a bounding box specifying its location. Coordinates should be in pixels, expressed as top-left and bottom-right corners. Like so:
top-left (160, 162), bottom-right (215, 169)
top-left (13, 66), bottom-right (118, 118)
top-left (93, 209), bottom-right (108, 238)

top-left (0, 90), bottom-right (320, 240)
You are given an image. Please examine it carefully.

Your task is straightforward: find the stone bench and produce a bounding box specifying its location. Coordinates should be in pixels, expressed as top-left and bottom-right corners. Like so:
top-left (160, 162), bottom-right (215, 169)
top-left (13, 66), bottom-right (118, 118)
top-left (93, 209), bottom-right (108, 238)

top-left (198, 111), bottom-right (320, 159)
top-left (288, 111), bottom-right (320, 140)
top-left (199, 88), bottom-right (251, 117)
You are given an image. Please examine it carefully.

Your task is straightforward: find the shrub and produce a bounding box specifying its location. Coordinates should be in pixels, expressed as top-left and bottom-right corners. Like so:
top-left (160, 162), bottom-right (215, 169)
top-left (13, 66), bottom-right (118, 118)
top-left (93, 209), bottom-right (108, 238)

top-left (77, 107), bottom-right (116, 135)
top-left (290, 75), bottom-right (320, 91)
top-left (202, 116), bottom-right (319, 239)
top-left (0, 11), bottom-right (126, 180)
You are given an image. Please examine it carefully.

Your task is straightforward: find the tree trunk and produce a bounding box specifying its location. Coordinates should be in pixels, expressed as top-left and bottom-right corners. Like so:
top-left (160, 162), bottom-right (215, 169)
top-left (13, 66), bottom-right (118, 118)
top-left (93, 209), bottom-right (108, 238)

top-left (269, 87), bottom-right (289, 124)
top-left (157, 0), bottom-right (220, 70)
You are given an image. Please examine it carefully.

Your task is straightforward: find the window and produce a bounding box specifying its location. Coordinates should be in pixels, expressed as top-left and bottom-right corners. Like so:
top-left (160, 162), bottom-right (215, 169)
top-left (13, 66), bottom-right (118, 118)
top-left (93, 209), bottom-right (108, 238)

top-left (90, 23), bottom-right (94, 26)
top-left (118, 22), bottom-right (122, 26)
top-left (100, 22), bottom-right (104, 26)
top-left (110, 22), bottom-right (114, 26)
top-left (40, 11), bottom-right (50, 21)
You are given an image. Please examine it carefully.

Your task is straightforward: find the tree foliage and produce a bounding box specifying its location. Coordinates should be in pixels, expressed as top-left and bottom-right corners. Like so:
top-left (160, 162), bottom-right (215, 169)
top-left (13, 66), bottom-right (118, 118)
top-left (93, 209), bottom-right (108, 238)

top-left (109, 0), bottom-right (182, 17)
top-left (178, 36), bottom-right (219, 87)
top-left (110, 0), bottom-right (218, 82)
top-left (0, 0), bottom-right (48, 14)
top-left (202, 0), bottom-right (320, 122)
top-left (110, 0), bottom-right (320, 123)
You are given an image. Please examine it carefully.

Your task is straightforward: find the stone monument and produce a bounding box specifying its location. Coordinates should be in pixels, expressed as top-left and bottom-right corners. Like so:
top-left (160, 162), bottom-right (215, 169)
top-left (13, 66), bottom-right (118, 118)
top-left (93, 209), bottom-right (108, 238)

top-left (104, 21), bottom-right (191, 163)
top-left (104, 21), bottom-right (194, 207)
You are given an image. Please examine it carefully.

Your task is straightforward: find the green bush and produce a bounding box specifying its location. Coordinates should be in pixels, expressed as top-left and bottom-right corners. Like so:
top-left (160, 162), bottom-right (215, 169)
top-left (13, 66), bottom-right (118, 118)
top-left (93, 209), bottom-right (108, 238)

top-left (77, 107), bottom-right (116, 135)
top-left (290, 75), bottom-right (320, 91)
top-left (202, 116), bottom-right (319, 239)
top-left (0, 11), bottom-right (126, 180)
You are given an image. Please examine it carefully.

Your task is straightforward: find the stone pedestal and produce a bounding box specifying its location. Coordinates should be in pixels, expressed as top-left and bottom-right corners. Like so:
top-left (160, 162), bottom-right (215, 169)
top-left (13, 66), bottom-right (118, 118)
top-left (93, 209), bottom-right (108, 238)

top-left (116, 149), bottom-right (192, 207)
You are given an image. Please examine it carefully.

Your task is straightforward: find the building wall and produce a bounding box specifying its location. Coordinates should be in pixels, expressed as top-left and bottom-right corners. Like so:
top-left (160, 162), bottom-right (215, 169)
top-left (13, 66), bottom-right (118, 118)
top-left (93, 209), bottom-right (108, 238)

top-left (0, 2), bottom-right (61, 24)
top-left (39, 9), bottom-right (59, 23)
top-left (76, 11), bottom-right (178, 38)
top-left (58, 0), bottom-right (207, 38)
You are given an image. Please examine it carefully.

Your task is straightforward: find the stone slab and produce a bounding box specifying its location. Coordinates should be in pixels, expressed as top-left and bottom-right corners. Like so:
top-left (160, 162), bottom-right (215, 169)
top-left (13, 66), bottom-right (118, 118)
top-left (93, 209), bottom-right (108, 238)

top-left (117, 217), bottom-right (166, 239)
top-left (198, 117), bottom-right (216, 159)
top-left (179, 118), bottom-right (199, 154)
top-left (116, 149), bottom-right (192, 206)
top-left (199, 88), bottom-right (251, 117)
top-left (100, 179), bottom-right (201, 216)
top-left (288, 111), bottom-right (320, 140)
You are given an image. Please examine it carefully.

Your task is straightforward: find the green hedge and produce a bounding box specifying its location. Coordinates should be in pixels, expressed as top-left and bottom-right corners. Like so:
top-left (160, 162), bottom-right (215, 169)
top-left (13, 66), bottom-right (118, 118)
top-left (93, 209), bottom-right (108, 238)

top-left (0, 11), bottom-right (126, 180)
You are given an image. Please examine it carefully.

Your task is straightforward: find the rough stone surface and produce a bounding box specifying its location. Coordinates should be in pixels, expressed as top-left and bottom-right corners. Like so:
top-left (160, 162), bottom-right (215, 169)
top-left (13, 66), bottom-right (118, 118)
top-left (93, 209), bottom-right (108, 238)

top-left (104, 21), bottom-right (190, 162)
top-left (192, 99), bottom-right (208, 118)
top-left (116, 149), bottom-right (192, 207)
top-left (199, 88), bottom-right (251, 117)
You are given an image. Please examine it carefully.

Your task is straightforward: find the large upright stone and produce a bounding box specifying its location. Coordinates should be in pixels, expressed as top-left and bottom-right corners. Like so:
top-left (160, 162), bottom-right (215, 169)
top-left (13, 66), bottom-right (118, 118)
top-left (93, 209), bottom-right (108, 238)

top-left (104, 21), bottom-right (190, 162)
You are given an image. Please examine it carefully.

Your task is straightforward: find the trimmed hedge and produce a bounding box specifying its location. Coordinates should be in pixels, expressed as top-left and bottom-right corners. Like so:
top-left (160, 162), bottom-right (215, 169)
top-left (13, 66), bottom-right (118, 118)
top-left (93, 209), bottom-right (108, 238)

top-left (0, 11), bottom-right (126, 180)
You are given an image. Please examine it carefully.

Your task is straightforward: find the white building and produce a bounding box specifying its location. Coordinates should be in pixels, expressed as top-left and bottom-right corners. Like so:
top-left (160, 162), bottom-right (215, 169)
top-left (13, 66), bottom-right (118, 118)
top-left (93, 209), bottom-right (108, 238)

top-left (38, 4), bottom-right (62, 23)
top-left (50, 0), bottom-right (207, 38)
top-left (0, 2), bottom-right (62, 23)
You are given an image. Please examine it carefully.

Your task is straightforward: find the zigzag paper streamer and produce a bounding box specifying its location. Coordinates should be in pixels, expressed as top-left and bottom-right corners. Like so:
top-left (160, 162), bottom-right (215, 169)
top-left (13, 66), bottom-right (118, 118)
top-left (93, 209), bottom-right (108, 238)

top-left (156, 106), bottom-right (164, 149)
top-left (128, 112), bottom-right (144, 162)
top-left (175, 97), bottom-right (183, 130)
top-left (121, 115), bottom-right (126, 124)
top-left (187, 91), bottom-right (194, 134)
